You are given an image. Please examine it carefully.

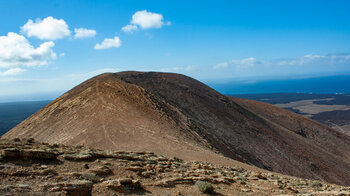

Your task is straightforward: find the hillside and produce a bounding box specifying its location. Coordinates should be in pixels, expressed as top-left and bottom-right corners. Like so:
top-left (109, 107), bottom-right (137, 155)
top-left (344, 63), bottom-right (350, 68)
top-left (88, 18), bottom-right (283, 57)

top-left (3, 71), bottom-right (350, 186)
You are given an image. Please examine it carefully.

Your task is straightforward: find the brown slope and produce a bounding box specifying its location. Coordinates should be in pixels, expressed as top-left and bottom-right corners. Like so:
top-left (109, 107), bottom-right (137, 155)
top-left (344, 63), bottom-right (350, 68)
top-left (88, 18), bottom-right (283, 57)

top-left (2, 73), bottom-right (246, 168)
top-left (3, 71), bottom-right (350, 186)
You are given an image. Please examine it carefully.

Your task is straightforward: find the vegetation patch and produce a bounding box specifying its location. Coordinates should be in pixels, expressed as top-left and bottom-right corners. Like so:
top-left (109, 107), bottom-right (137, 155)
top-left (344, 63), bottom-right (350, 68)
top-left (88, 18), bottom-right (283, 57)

top-left (195, 180), bottom-right (214, 193)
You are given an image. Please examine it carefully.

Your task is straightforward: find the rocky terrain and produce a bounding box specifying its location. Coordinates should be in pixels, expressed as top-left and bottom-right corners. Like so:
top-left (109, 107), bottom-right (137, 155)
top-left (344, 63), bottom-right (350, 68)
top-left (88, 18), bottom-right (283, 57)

top-left (3, 72), bottom-right (350, 186)
top-left (1, 138), bottom-right (349, 196)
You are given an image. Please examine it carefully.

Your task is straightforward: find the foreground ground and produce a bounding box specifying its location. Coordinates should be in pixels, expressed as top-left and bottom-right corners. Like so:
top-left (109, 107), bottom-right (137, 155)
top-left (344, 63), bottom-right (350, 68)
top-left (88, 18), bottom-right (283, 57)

top-left (0, 138), bottom-right (349, 195)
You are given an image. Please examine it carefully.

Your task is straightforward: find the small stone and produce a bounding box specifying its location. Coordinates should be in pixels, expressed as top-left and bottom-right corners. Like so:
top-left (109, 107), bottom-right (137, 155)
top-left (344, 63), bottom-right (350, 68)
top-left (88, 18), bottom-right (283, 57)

top-left (17, 184), bottom-right (30, 189)
top-left (241, 188), bottom-right (252, 193)
top-left (40, 169), bottom-right (58, 176)
top-left (63, 153), bottom-right (92, 161)
top-left (26, 138), bottom-right (35, 143)
top-left (101, 160), bottom-right (111, 166)
top-left (88, 165), bottom-right (112, 176)
top-left (104, 178), bottom-right (142, 192)
top-left (140, 171), bottom-right (154, 178)
top-left (83, 163), bottom-right (89, 169)
top-left (254, 172), bottom-right (267, 180)
top-left (81, 172), bottom-right (100, 182)
top-left (43, 180), bottom-right (93, 196)
top-left (125, 166), bottom-right (144, 172)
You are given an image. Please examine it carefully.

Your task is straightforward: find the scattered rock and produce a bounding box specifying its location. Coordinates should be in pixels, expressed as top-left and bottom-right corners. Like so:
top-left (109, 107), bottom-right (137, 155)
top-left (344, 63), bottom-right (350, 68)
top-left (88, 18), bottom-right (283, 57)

top-left (88, 165), bottom-right (112, 176)
top-left (125, 166), bottom-right (144, 173)
top-left (252, 172), bottom-right (267, 180)
top-left (40, 168), bottom-right (58, 176)
top-left (58, 180), bottom-right (93, 196)
top-left (26, 138), bottom-right (35, 144)
top-left (104, 178), bottom-right (142, 192)
top-left (63, 153), bottom-right (92, 161)
top-left (0, 138), bottom-right (349, 195)
top-left (1, 148), bottom-right (57, 160)
top-left (140, 171), bottom-right (154, 178)
top-left (81, 172), bottom-right (100, 182)
top-left (83, 163), bottom-right (89, 169)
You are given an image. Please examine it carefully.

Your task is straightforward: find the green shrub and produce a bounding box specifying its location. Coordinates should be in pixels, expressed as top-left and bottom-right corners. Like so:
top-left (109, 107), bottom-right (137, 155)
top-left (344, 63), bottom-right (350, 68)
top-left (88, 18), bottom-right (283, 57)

top-left (311, 180), bottom-right (322, 188)
top-left (195, 180), bottom-right (214, 193)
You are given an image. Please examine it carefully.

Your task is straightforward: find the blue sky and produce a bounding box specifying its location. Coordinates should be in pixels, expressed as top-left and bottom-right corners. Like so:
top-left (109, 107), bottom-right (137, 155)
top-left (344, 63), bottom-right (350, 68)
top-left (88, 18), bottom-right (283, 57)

top-left (0, 0), bottom-right (350, 101)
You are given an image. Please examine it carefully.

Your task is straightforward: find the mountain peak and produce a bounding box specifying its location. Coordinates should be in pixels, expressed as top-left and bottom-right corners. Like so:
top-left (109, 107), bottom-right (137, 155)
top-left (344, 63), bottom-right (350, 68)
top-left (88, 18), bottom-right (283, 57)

top-left (3, 71), bottom-right (350, 186)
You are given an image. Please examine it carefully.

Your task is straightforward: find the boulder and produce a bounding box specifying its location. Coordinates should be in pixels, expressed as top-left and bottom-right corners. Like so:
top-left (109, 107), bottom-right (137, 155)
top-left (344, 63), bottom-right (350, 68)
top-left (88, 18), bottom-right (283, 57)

top-left (104, 178), bottom-right (142, 192)
top-left (43, 180), bottom-right (93, 196)
top-left (63, 153), bottom-right (92, 161)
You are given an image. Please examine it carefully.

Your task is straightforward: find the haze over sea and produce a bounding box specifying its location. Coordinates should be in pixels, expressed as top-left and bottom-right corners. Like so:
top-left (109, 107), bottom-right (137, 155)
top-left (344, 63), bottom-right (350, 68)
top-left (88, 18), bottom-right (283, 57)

top-left (0, 74), bottom-right (349, 103)
top-left (208, 74), bottom-right (350, 95)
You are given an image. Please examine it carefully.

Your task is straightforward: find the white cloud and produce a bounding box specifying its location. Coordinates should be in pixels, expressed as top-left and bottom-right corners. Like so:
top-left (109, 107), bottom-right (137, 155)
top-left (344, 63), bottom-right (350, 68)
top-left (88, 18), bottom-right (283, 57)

top-left (213, 62), bottom-right (228, 70)
top-left (74, 28), bottom-right (96, 39)
top-left (21, 16), bottom-right (71, 40)
top-left (0, 32), bottom-right (56, 68)
top-left (67, 68), bottom-right (121, 79)
top-left (214, 57), bottom-right (260, 70)
top-left (276, 54), bottom-right (350, 66)
top-left (94, 36), bottom-right (121, 50)
top-left (0, 68), bottom-right (26, 76)
top-left (232, 57), bottom-right (260, 68)
top-left (160, 66), bottom-right (195, 73)
top-left (131, 10), bottom-right (164, 29)
top-left (122, 10), bottom-right (170, 32)
top-left (121, 24), bottom-right (138, 33)
top-left (0, 68), bottom-right (123, 101)
top-left (214, 54), bottom-right (350, 70)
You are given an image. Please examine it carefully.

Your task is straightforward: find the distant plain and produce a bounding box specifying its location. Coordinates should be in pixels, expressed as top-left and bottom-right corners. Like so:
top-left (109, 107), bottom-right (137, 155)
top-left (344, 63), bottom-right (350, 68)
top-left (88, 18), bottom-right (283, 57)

top-left (235, 93), bottom-right (350, 135)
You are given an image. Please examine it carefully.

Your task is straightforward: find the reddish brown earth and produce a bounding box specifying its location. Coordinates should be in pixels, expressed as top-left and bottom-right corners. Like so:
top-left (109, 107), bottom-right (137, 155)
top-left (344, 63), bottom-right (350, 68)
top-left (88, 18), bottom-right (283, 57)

top-left (3, 71), bottom-right (350, 186)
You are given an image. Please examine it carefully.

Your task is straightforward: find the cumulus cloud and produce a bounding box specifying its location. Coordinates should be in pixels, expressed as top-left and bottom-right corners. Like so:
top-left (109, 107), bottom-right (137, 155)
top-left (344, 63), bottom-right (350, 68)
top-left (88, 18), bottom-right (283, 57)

top-left (0, 68), bottom-right (26, 76)
top-left (94, 36), bottom-right (121, 50)
top-left (0, 32), bottom-right (56, 68)
top-left (122, 10), bottom-right (170, 33)
top-left (74, 28), bottom-right (96, 39)
top-left (21, 16), bottom-right (71, 40)
top-left (121, 24), bottom-right (138, 33)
